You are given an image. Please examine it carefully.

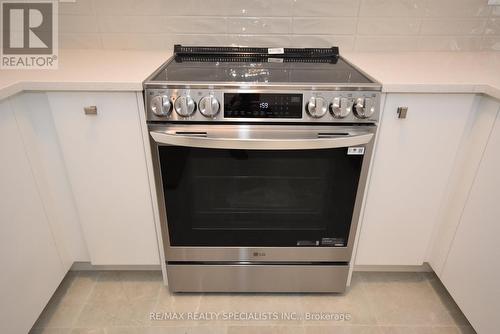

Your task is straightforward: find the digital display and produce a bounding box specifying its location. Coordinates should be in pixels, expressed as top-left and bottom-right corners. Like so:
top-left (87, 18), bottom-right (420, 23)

top-left (224, 93), bottom-right (303, 118)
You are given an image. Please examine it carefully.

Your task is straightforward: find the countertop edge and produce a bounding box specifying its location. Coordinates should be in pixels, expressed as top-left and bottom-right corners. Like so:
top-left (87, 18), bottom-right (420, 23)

top-left (0, 81), bottom-right (145, 101)
top-left (1, 50), bottom-right (500, 101)
top-left (2, 80), bottom-right (499, 101)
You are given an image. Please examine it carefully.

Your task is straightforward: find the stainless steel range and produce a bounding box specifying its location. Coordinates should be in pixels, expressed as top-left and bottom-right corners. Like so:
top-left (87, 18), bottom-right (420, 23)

top-left (144, 45), bottom-right (381, 293)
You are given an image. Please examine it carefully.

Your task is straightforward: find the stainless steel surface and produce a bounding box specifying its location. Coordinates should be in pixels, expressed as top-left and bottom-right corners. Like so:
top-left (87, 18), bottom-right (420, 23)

top-left (146, 81), bottom-right (382, 91)
top-left (198, 95), bottom-right (220, 117)
top-left (173, 95), bottom-right (196, 117)
top-left (149, 124), bottom-right (376, 264)
top-left (330, 97), bottom-right (353, 118)
top-left (306, 96), bottom-right (328, 118)
top-left (167, 264), bottom-right (349, 293)
top-left (165, 247), bottom-right (353, 263)
top-left (83, 106), bottom-right (97, 115)
top-left (354, 97), bottom-right (376, 119)
top-left (150, 95), bottom-right (172, 116)
top-left (145, 49), bottom-right (380, 293)
top-left (149, 124), bottom-right (374, 150)
top-left (397, 106), bottom-right (408, 119)
top-left (145, 88), bottom-right (381, 123)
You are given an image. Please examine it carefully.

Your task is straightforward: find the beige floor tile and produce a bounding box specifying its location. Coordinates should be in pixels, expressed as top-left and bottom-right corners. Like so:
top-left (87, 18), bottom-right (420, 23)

top-left (148, 325), bottom-right (228, 334)
top-left (88, 271), bottom-right (162, 303)
top-left (70, 329), bottom-right (106, 334)
top-left (75, 299), bottom-right (156, 327)
top-left (52, 272), bottom-right (98, 304)
top-left (30, 271), bottom-right (474, 334)
top-left (105, 327), bottom-right (148, 334)
top-left (32, 299), bottom-right (85, 329)
top-left (150, 289), bottom-right (202, 327)
top-left (379, 326), bottom-right (426, 334)
top-left (197, 293), bottom-right (304, 326)
top-left (301, 275), bottom-right (376, 326)
top-left (429, 327), bottom-right (462, 334)
top-left (304, 325), bottom-right (383, 334)
top-left (29, 328), bottom-right (71, 334)
top-left (359, 272), bottom-right (456, 326)
top-left (227, 325), bottom-right (305, 334)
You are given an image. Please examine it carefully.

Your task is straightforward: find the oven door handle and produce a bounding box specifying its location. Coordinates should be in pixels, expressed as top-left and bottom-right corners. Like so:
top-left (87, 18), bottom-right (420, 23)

top-left (150, 131), bottom-right (374, 150)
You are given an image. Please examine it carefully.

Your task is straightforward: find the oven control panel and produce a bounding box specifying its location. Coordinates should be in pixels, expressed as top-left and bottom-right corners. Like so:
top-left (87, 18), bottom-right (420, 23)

top-left (145, 89), bottom-right (380, 123)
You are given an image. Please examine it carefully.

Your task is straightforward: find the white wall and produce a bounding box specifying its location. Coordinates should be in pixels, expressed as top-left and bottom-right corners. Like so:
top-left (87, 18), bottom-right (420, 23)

top-left (59, 0), bottom-right (500, 51)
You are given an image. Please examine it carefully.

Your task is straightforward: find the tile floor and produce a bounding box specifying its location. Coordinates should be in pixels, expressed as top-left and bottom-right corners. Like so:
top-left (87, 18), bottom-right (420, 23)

top-left (30, 271), bottom-right (476, 334)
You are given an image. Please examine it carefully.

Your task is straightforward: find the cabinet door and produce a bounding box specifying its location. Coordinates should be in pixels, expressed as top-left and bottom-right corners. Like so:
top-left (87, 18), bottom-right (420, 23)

top-left (47, 92), bottom-right (159, 265)
top-left (0, 99), bottom-right (65, 334)
top-left (355, 94), bottom-right (473, 265)
top-left (441, 109), bottom-right (500, 334)
top-left (9, 92), bottom-right (90, 270)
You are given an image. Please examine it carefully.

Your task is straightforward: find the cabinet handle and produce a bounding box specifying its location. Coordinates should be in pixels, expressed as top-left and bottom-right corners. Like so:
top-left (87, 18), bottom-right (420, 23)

top-left (84, 106), bottom-right (97, 115)
top-left (397, 106), bottom-right (408, 119)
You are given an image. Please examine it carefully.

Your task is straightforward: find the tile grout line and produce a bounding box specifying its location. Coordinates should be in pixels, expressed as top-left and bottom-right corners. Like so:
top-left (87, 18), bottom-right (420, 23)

top-left (70, 270), bottom-right (102, 331)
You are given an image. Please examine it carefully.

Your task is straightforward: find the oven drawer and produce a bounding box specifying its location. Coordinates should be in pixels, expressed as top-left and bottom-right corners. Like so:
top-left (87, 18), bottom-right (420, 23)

top-left (166, 246), bottom-right (351, 262)
top-left (167, 263), bottom-right (349, 293)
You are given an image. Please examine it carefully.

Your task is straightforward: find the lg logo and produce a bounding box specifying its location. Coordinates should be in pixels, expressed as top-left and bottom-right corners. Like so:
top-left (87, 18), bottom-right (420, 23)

top-left (1, 1), bottom-right (57, 68)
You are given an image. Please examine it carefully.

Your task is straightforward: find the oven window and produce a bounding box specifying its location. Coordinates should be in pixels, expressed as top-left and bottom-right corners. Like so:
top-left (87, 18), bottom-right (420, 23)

top-left (159, 147), bottom-right (363, 247)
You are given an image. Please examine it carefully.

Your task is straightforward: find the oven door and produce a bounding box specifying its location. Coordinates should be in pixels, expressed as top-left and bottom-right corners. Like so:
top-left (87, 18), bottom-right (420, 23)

top-left (149, 124), bottom-right (375, 263)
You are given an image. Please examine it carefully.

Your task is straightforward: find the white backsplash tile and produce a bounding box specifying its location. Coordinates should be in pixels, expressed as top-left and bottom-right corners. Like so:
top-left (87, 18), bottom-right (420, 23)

top-left (292, 18), bottom-right (357, 35)
top-left (420, 19), bottom-right (486, 35)
top-left (226, 0), bottom-right (293, 17)
top-left (97, 16), bottom-right (166, 33)
top-left (59, 33), bottom-right (103, 49)
top-left (59, 0), bottom-right (95, 15)
top-left (485, 18), bottom-right (500, 36)
top-left (422, 0), bottom-right (491, 17)
top-left (292, 0), bottom-right (360, 17)
top-left (164, 17), bottom-right (227, 34)
top-left (290, 35), bottom-right (355, 50)
top-left (170, 34), bottom-right (228, 46)
top-left (57, 0), bottom-right (500, 52)
top-left (227, 34), bottom-right (291, 47)
top-left (359, 0), bottom-right (424, 17)
top-left (228, 18), bottom-right (291, 34)
top-left (93, 0), bottom-right (171, 16)
top-left (60, 15), bottom-right (99, 33)
top-left (481, 37), bottom-right (500, 51)
top-left (357, 18), bottom-right (421, 35)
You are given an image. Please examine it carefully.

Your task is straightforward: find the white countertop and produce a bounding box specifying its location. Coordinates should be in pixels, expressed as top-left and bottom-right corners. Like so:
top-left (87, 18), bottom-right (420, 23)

top-left (344, 52), bottom-right (500, 100)
top-left (1, 49), bottom-right (499, 101)
top-left (0, 49), bottom-right (170, 100)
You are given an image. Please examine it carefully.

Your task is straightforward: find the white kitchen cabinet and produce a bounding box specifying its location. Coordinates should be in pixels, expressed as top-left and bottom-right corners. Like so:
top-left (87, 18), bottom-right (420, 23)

top-left (428, 96), bottom-right (500, 275)
top-left (440, 107), bottom-right (500, 334)
top-left (47, 92), bottom-right (159, 265)
top-left (0, 99), bottom-right (66, 334)
top-left (9, 92), bottom-right (90, 270)
top-left (355, 94), bottom-right (474, 266)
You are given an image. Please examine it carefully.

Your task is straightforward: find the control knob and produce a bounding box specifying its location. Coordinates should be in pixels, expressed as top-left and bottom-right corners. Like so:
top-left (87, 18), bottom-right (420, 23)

top-left (174, 95), bottom-right (196, 117)
top-left (330, 97), bottom-right (353, 118)
top-left (150, 95), bottom-right (172, 116)
top-left (354, 97), bottom-right (376, 119)
top-left (306, 96), bottom-right (328, 118)
top-left (198, 95), bottom-right (220, 118)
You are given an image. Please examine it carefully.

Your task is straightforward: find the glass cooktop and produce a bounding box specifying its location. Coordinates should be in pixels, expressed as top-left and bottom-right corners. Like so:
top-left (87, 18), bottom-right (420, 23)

top-left (150, 57), bottom-right (374, 85)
